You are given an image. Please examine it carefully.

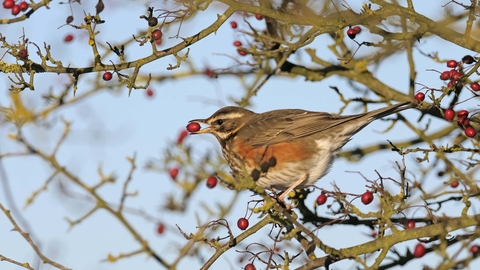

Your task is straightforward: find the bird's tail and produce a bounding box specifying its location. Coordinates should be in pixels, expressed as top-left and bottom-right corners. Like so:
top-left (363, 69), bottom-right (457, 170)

top-left (366, 101), bottom-right (414, 121)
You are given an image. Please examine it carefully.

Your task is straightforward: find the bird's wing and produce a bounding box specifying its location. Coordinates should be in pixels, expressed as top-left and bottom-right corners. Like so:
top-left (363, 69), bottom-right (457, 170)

top-left (239, 109), bottom-right (363, 148)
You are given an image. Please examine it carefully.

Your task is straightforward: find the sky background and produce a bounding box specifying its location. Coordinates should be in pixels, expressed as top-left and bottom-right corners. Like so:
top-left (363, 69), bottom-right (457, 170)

top-left (1, 0), bottom-right (480, 269)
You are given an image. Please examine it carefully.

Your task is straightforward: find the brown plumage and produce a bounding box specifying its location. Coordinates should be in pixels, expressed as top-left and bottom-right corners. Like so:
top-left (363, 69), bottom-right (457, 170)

top-left (190, 101), bottom-right (413, 200)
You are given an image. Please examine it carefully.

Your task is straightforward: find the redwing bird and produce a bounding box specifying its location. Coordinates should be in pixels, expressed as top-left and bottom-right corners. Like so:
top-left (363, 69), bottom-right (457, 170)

top-left (190, 101), bottom-right (413, 202)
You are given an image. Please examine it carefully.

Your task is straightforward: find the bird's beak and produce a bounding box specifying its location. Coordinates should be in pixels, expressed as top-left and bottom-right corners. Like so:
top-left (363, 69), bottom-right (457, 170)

top-left (188, 119), bottom-right (212, 134)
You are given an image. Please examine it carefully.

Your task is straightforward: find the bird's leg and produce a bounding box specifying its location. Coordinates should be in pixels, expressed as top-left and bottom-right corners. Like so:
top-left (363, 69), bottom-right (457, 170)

top-left (277, 174), bottom-right (309, 206)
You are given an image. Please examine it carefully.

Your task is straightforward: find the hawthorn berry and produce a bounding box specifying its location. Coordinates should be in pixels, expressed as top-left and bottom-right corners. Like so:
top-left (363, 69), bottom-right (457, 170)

top-left (316, 194), bottom-right (327, 205)
top-left (64, 34), bottom-right (74, 43)
top-left (176, 130), bottom-right (188, 144)
top-left (204, 68), bottom-right (214, 78)
top-left (11, 5), bottom-right (20, 15)
top-left (233, 41), bottom-right (242, 47)
top-left (186, 122), bottom-right (201, 132)
top-left (152, 29), bottom-right (162, 41)
top-left (406, 220), bottom-right (416, 229)
top-left (148, 17), bottom-right (158, 27)
top-left (244, 264), bottom-right (256, 270)
top-left (19, 1), bottom-right (28, 11)
top-left (18, 49), bottom-right (28, 59)
top-left (444, 108), bottom-right (455, 121)
top-left (452, 70), bottom-right (462, 81)
top-left (447, 81), bottom-right (455, 88)
top-left (206, 176), bottom-right (217, 188)
top-left (169, 167), bottom-right (179, 179)
top-left (440, 71), bottom-right (450, 81)
top-left (146, 88), bottom-right (154, 97)
top-left (471, 82), bottom-right (480, 91)
top-left (237, 217), bottom-right (249, 230)
top-left (462, 55), bottom-right (475, 64)
top-left (352, 25), bottom-right (361, 34)
top-left (414, 92), bottom-right (425, 102)
top-left (470, 245), bottom-right (480, 255)
top-left (347, 28), bottom-right (356, 39)
top-left (361, 191), bottom-right (374, 205)
top-left (156, 223), bottom-right (165, 234)
top-left (457, 117), bottom-right (469, 128)
top-left (255, 14), bottom-right (263, 20)
top-left (155, 38), bottom-right (162, 46)
top-left (413, 243), bottom-right (426, 258)
top-left (230, 21), bottom-right (238, 29)
top-left (465, 126), bottom-right (476, 138)
top-left (3, 0), bottom-right (14, 9)
top-left (102, 71), bottom-right (113, 81)
top-left (238, 50), bottom-right (247, 56)
top-left (457, 110), bottom-right (469, 118)
top-left (446, 60), bottom-right (457, 68)
top-left (450, 180), bottom-right (459, 188)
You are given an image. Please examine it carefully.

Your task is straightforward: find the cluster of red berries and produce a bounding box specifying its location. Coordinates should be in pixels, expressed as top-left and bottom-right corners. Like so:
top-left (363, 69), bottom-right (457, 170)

top-left (444, 108), bottom-right (477, 138)
top-left (346, 26), bottom-right (362, 39)
top-left (3, 0), bottom-right (28, 16)
top-left (439, 56), bottom-right (478, 90)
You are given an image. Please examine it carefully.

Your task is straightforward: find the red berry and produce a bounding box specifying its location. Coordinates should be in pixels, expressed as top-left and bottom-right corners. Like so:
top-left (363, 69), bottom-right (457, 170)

top-left (255, 14), bottom-right (263, 20)
top-left (102, 71), bottom-right (112, 81)
top-left (406, 220), bottom-right (416, 229)
top-left (238, 50), bottom-right (247, 56)
top-left (206, 176), bottom-right (217, 188)
top-left (352, 26), bottom-right (361, 34)
top-left (3, 0), bottom-right (14, 9)
top-left (169, 167), bottom-right (179, 179)
top-left (204, 68), bottom-right (214, 78)
top-left (176, 130), bottom-right (188, 144)
top-left (413, 243), bottom-right (426, 258)
top-left (230, 21), bottom-right (238, 29)
top-left (64, 34), bottom-right (74, 43)
top-left (447, 81), bottom-right (455, 88)
top-left (457, 117), bottom-right (469, 128)
top-left (440, 71), bottom-right (450, 81)
top-left (19, 1), bottom-right (27, 11)
top-left (361, 191), bottom-right (374, 205)
top-left (446, 60), bottom-right (457, 68)
top-left (347, 28), bottom-right (356, 39)
top-left (471, 82), bottom-right (480, 91)
top-left (244, 263), bottom-right (256, 270)
top-left (470, 245), bottom-right (480, 255)
top-left (11, 4), bottom-right (19, 15)
top-left (457, 110), bottom-right (469, 118)
top-left (186, 122), bottom-right (201, 132)
top-left (156, 223), bottom-right (165, 234)
top-left (237, 217), bottom-right (249, 230)
top-left (414, 92), bottom-right (425, 102)
top-left (233, 41), bottom-right (242, 47)
top-left (316, 194), bottom-right (327, 205)
top-left (155, 38), bottom-right (162, 45)
top-left (18, 49), bottom-right (28, 59)
top-left (462, 55), bottom-right (475, 64)
top-left (465, 126), bottom-right (476, 138)
top-left (453, 73), bottom-right (462, 82)
top-left (450, 180), bottom-right (459, 188)
top-left (444, 108), bottom-right (455, 121)
top-left (152, 29), bottom-right (162, 41)
top-left (146, 88), bottom-right (154, 97)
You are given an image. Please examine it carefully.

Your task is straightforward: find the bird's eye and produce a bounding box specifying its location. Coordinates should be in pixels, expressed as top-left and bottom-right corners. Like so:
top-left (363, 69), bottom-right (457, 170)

top-left (215, 119), bottom-right (224, 125)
